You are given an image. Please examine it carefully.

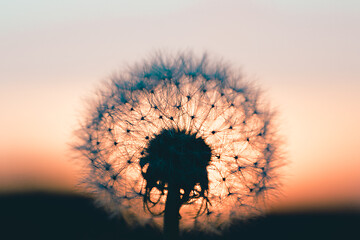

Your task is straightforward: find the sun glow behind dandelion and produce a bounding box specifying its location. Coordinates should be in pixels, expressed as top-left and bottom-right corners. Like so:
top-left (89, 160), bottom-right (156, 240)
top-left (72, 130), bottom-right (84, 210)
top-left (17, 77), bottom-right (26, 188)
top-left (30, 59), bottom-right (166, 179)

top-left (74, 52), bottom-right (282, 230)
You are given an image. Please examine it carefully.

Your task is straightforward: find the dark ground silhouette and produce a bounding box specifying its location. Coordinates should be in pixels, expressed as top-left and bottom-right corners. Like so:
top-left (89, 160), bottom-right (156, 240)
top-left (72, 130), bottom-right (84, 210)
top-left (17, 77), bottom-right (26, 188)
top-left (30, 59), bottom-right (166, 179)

top-left (0, 191), bottom-right (359, 240)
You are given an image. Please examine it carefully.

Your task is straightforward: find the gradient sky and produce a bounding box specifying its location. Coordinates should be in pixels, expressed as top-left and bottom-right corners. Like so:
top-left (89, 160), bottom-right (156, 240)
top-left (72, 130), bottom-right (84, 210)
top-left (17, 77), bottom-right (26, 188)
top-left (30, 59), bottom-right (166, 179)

top-left (1, 0), bottom-right (359, 209)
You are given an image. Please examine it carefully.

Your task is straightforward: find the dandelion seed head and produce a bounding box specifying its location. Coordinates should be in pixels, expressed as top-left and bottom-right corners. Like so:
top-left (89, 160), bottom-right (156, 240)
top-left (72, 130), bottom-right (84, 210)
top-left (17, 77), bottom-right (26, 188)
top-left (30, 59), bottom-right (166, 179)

top-left (74, 52), bottom-right (283, 230)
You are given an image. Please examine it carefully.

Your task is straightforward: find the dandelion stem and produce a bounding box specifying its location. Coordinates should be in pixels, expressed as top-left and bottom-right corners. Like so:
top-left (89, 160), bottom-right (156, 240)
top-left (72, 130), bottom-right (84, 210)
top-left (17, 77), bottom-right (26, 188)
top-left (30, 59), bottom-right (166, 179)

top-left (164, 180), bottom-right (181, 240)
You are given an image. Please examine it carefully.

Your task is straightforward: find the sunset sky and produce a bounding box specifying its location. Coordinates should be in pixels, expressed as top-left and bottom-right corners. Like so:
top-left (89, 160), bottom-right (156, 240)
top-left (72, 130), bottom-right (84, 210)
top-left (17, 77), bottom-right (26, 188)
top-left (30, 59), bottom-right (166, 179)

top-left (1, 0), bottom-right (359, 210)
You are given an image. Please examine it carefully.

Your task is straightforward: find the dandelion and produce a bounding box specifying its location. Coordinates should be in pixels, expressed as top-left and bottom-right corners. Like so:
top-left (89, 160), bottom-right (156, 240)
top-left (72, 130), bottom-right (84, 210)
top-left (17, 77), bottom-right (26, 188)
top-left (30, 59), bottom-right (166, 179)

top-left (74, 52), bottom-right (283, 239)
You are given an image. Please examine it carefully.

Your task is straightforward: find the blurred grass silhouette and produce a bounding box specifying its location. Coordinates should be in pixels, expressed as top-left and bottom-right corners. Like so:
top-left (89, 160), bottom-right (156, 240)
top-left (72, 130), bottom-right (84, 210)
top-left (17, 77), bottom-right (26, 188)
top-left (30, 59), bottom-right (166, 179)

top-left (0, 191), bottom-right (359, 240)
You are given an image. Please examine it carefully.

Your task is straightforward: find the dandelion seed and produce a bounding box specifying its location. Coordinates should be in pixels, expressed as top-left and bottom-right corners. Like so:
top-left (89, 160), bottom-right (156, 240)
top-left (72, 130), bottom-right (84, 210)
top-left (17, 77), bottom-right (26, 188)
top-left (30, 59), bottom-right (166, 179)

top-left (74, 52), bottom-right (283, 239)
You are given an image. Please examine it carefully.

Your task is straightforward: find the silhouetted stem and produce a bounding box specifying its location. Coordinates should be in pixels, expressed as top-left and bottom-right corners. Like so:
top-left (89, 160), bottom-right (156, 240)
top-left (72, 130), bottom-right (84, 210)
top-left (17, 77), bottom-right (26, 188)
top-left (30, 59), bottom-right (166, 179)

top-left (164, 181), bottom-right (181, 240)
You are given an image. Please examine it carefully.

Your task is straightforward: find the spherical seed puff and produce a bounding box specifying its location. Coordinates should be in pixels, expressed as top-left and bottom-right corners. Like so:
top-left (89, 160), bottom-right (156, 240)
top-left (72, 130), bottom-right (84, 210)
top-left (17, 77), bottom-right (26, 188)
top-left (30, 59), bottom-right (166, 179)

top-left (74, 52), bottom-right (283, 230)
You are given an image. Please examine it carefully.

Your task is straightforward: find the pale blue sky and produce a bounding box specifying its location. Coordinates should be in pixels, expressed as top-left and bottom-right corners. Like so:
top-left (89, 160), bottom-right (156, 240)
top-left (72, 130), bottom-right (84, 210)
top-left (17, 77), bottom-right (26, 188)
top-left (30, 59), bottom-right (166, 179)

top-left (1, 0), bottom-right (359, 206)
